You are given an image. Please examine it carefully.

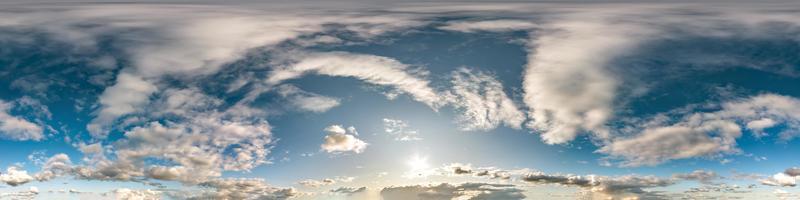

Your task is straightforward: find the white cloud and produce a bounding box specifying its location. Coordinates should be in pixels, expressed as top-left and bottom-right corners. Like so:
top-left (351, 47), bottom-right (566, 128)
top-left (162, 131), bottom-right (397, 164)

top-left (522, 15), bottom-right (655, 144)
top-left (87, 72), bottom-right (157, 138)
top-left (447, 68), bottom-right (525, 131)
top-left (746, 118), bottom-right (776, 136)
top-left (0, 4), bottom-right (429, 141)
top-left (601, 94), bottom-right (800, 166)
top-left (383, 118), bottom-right (422, 141)
top-left (74, 105), bottom-right (274, 184)
top-left (267, 51), bottom-right (443, 109)
top-left (151, 87), bottom-right (223, 117)
top-left (0, 167), bottom-right (34, 187)
top-left (34, 154), bottom-right (73, 182)
top-left (0, 100), bottom-right (44, 141)
top-left (320, 125), bottom-right (368, 154)
top-left (598, 120), bottom-right (742, 167)
top-left (439, 19), bottom-right (537, 32)
top-left (275, 84), bottom-right (341, 113)
top-left (762, 173), bottom-right (797, 187)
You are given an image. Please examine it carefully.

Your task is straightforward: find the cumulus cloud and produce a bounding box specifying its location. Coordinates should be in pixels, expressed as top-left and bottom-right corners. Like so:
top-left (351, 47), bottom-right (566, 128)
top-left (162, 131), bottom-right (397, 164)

top-left (601, 94), bottom-right (800, 166)
top-left (522, 14), bottom-right (656, 144)
top-left (84, 86), bottom-right (272, 184)
top-left (380, 183), bottom-right (525, 200)
top-left (275, 84), bottom-right (340, 113)
top-left (439, 19), bottom-right (537, 32)
top-left (383, 118), bottom-right (422, 141)
top-left (320, 125), bottom-right (368, 154)
top-left (0, 100), bottom-right (44, 141)
top-left (34, 153), bottom-right (73, 182)
top-left (0, 167), bottom-right (34, 187)
top-left (447, 68), bottom-right (525, 131)
top-left (266, 51), bottom-right (443, 108)
top-left (761, 168), bottom-right (800, 187)
top-left (761, 173), bottom-right (797, 187)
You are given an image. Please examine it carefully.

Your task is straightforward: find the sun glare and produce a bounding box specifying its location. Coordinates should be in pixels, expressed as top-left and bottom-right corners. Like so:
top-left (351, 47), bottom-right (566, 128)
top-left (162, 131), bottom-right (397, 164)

top-left (407, 154), bottom-right (430, 171)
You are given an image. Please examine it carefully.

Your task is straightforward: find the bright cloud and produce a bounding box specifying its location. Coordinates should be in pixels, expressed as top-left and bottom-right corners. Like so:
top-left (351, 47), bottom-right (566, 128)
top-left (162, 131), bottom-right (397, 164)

top-left (0, 100), bottom-right (44, 141)
top-left (320, 125), bottom-right (368, 154)
top-left (266, 51), bottom-right (444, 108)
top-left (448, 68), bottom-right (526, 131)
top-left (601, 94), bottom-right (800, 166)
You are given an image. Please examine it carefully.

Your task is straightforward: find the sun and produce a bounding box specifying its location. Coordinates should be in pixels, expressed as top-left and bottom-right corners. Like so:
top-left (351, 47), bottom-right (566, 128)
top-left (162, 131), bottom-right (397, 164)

top-left (406, 154), bottom-right (430, 171)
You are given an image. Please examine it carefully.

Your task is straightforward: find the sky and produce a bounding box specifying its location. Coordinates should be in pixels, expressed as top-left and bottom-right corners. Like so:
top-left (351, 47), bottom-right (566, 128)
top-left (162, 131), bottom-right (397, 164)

top-left (1, 1), bottom-right (800, 199)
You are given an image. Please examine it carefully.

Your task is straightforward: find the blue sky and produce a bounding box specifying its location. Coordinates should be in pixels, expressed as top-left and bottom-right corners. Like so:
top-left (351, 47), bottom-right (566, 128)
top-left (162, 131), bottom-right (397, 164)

top-left (1, 1), bottom-right (800, 199)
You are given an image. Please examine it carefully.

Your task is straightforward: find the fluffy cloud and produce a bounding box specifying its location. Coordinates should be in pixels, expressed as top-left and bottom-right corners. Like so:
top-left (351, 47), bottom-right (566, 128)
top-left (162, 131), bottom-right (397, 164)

top-left (320, 125), bottom-right (368, 154)
top-left (87, 72), bottom-right (157, 138)
top-left (761, 168), bottom-right (800, 187)
top-left (0, 100), bottom-right (44, 141)
top-left (0, 167), bottom-right (34, 187)
top-left (383, 118), bottom-right (422, 141)
top-left (320, 125), bottom-right (368, 153)
top-left (34, 154), bottom-right (73, 181)
top-left (599, 120), bottom-right (741, 167)
top-left (601, 94), bottom-right (800, 166)
top-left (275, 84), bottom-right (340, 113)
top-left (79, 86), bottom-right (274, 184)
top-left (380, 183), bottom-right (525, 200)
top-left (439, 19), bottom-right (537, 32)
top-left (266, 51), bottom-right (443, 108)
top-left (522, 14), bottom-right (656, 144)
top-left (447, 68), bottom-right (525, 131)
top-left (761, 173), bottom-right (797, 187)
